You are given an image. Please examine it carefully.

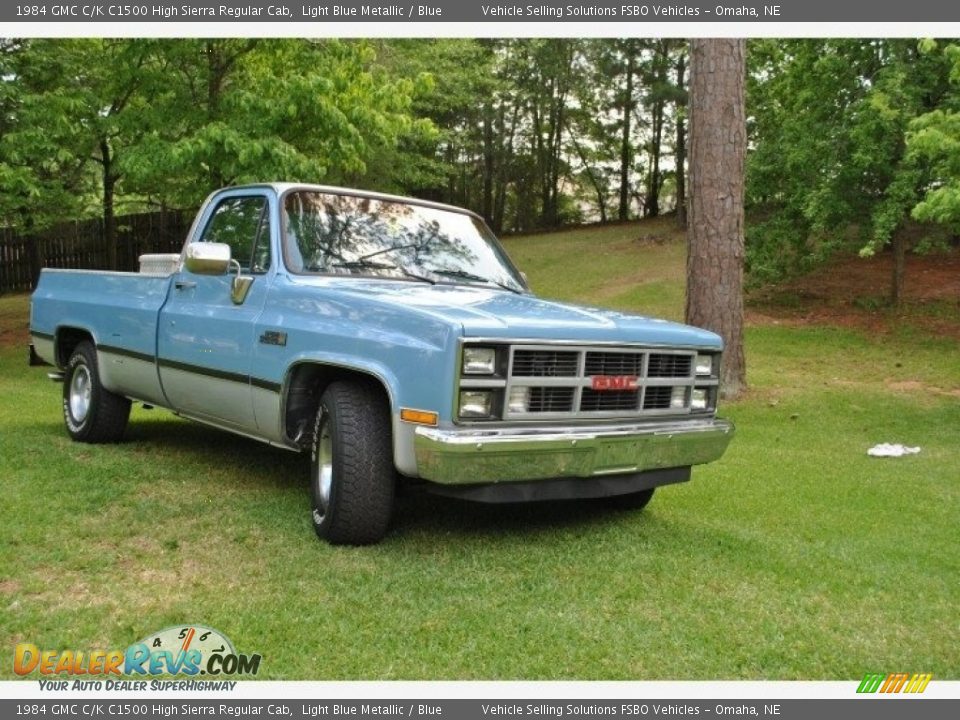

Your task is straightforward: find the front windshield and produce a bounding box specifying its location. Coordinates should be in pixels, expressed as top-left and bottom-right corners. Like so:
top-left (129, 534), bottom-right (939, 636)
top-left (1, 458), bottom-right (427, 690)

top-left (283, 191), bottom-right (525, 292)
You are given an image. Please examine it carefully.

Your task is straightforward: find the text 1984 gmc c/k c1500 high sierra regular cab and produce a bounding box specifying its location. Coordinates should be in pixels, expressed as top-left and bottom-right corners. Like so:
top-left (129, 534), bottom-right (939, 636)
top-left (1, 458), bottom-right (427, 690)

top-left (29, 183), bottom-right (734, 545)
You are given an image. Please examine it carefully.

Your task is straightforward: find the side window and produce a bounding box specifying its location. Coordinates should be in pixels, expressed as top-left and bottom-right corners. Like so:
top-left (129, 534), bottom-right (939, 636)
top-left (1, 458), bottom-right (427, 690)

top-left (199, 196), bottom-right (271, 273)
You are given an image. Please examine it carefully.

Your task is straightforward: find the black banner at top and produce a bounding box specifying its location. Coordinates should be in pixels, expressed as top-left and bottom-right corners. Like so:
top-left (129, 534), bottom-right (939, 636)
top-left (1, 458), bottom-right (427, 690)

top-left (4, 0), bottom-right (960, 24)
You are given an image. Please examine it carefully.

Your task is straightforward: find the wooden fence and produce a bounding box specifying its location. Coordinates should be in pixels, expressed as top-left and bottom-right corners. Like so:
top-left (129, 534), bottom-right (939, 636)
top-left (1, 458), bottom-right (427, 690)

top-left (0, 209), bottom-right (195, 294)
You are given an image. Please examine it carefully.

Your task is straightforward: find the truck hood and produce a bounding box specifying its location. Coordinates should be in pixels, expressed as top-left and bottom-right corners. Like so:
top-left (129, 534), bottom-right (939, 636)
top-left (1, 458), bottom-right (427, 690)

top-left (294, 277), bottom-right (723, 349)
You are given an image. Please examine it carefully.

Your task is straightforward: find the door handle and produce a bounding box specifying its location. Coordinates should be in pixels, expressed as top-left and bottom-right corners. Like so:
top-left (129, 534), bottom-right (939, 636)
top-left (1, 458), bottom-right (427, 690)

top-left (174, 280), bottom-right (197, 290)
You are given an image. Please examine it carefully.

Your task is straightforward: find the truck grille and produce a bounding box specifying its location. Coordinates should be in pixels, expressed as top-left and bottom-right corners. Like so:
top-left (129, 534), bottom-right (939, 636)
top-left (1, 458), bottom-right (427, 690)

top-left (528, 387), bottom-right (576, 413)
top-left (504, 344), bottom-right (697, 419)
top-left (512, 349), bottom-right (579, 377)
top-left (580, 388), bottom-right (640, 412)
top-left (647, 353), bottom-right (693, 378)
top-left (642, 386), bottom-right (677, 410)
top-left (584, 351), bottom-right (643, 376)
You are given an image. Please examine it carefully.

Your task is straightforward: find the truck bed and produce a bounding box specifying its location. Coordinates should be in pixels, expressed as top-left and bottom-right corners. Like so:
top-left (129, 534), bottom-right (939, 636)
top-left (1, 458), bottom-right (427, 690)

top-left (30, 269), bottom-right (173, 405)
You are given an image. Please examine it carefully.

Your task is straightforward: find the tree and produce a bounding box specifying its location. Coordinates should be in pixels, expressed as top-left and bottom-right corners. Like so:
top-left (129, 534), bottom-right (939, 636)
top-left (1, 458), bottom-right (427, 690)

top-left (907, 42), bottom-right (960, 232)
top-left (673, 47), bottom-right (689, 227)
top-left (124, 40), bottom-right (426, 210)
top-left (640, 40), bottom-right (672, 218)
top-left (0, 40), bottom-right (100, 234)
top-left (686, 39), bottom-right (747, 399)
top-left (746, 40), bottom-right (952, 304)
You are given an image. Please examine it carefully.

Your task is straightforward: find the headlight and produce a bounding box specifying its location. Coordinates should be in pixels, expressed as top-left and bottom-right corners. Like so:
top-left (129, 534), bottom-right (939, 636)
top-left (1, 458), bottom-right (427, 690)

top-left (691, 388), bottom-right (708, 410)
top-left (695, 354), bottom-right (714, 376)
top-left (670, 387), bottom-right (687, 409)
top-left (459, 390), bottom-right (493, 418)
top-left (462, 346), bottom-right (497, 375)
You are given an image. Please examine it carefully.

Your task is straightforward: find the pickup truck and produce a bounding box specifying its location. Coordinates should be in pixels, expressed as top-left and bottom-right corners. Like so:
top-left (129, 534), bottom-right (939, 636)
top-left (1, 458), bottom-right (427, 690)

top-left (29, 183), bottom-right (734, 545)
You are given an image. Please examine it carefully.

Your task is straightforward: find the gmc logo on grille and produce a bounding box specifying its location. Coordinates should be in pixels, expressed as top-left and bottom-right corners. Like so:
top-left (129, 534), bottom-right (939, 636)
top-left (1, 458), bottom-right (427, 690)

top-left (590, 375), bottom-right (639, 391)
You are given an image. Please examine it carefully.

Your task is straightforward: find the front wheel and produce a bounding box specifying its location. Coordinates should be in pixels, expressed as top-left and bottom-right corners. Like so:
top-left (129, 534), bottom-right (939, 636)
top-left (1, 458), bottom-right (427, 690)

top-left (310, 381), bottom-right (395, 545)
top-left (63, 341), bottom-right (131, 443)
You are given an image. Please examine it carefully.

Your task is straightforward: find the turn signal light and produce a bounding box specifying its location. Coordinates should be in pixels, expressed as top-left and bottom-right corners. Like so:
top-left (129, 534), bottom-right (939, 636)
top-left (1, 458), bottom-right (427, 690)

top-left (400, 408), bottom-right (439, 426)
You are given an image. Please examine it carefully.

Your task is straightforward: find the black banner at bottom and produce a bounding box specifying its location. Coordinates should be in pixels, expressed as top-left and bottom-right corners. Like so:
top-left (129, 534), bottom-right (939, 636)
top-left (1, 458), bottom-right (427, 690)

top-left (1, 699), bottom-right (958, 720)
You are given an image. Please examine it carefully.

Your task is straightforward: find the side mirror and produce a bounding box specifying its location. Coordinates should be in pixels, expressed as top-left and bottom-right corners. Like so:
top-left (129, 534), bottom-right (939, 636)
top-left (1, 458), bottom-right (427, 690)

top-left (184, 242), bottom-right (231, 275)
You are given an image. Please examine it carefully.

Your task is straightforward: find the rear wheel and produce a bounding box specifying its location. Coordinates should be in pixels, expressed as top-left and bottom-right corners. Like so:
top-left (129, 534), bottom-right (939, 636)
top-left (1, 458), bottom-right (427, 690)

top-left (310, 381), bottom-right (395, 545)
top-left (62, 341), bottom-right (131, 443)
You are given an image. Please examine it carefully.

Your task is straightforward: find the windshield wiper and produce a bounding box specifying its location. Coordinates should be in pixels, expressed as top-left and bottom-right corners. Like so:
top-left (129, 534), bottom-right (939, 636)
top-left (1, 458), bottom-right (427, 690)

top-left (355, 243), bottom-right (422, 263)
top-left (432, 268), bottom-right (522, 294)
top-left (397, 268), bottom-right (436, 285)
top-left (332, 258), bottom-right (396, 270)
top-left (332, 259), bottom-right (435, 284)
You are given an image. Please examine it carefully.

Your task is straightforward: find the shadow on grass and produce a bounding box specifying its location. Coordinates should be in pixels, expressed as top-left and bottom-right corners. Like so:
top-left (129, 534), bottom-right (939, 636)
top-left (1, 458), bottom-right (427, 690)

top-left (24, 414), bottom-right (776, 577)
top-left (115, 416), bottom-right (643, 543)
top-left (33, 414), bottom-right (729, 547)
top-left (123, 416), bottom-right (304, 483)
top-left (391, 488), bottom-right (646, 542)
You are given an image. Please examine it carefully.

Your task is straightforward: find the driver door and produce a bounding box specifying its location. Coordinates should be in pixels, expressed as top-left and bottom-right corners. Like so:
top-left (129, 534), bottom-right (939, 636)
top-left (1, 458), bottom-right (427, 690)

top-left (158, 193), bottom-right (272, 431)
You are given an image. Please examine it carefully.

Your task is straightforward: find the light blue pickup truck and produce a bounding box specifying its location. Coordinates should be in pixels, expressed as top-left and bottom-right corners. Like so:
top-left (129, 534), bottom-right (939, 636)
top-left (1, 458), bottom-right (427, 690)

top-left (30, 183), bottom-right (734, 544)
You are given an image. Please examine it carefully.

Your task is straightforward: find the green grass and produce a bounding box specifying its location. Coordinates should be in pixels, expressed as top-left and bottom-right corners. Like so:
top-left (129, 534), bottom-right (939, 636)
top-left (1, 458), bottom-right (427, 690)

top-left (2, 223), bottom-right (959, 680)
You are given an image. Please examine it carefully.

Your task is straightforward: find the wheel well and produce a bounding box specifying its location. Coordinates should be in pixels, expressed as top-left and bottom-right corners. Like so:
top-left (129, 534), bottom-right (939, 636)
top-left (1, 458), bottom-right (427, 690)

top-left (283, 364), bottom-right (393, 446)
top-left (55, 328), bottom-right (94, 368)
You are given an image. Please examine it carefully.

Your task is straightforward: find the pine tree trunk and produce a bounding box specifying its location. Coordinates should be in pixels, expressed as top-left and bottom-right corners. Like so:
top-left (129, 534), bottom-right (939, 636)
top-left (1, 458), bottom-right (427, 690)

top-left (618, 48), bottom-right (635, 221)
top-left (646, 98), bottom-right (663, 218)
top-left (482, 103), bottom-right (494, 225)
top-left (685, 39), bottom-right (747, 399)
top-left (675, 52), bottom-right (687, 228)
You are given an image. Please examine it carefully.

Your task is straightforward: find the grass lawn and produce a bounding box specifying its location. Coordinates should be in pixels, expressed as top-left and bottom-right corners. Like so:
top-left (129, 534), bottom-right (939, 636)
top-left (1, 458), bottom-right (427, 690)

top-left (1, 221), bottom-right (958, 680)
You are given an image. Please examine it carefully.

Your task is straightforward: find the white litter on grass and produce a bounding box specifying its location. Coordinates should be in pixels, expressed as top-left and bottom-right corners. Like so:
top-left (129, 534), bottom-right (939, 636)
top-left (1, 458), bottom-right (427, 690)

top-left (867, 443), bottom-right (921, 457)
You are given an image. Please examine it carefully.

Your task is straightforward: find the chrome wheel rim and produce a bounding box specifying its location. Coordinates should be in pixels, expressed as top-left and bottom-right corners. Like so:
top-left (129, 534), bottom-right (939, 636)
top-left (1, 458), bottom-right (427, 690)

top-left (69, 365), bottom-right (92, 423)
top-left (315, 418), bottom-right (334, 518)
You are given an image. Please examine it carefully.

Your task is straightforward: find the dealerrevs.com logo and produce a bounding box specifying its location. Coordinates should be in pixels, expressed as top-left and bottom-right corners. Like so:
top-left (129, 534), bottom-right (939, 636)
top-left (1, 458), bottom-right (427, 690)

top-left (14, 625), bottom-right (261, 684)
top-left (857, 672), bottom-right (932, 694)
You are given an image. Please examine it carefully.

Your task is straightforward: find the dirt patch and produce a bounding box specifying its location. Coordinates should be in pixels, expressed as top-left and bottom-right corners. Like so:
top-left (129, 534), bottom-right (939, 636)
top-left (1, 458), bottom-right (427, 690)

top-left (0, 323), bottom-right (29, 349)
top-left (749, 249), bottom-right (960, 339)
top-left (0, 293), bottom-right (31, 349)
top-left (886, 380), bottom-right (960, 399)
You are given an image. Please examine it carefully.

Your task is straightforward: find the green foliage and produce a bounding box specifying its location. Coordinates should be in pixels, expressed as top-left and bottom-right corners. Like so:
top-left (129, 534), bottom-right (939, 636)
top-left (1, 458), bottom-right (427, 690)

top-left (0, 39), bottom-right (427, 228)
top-left (123, 40), bottom-right (425, 208)
top-left (746, 39), bottom-right (952, 284)
top-left (907, 43), bottom-right (960, 230)
top-left (0, 40), bottom-right (98, 228)
top-left (0, 38), bottom-right (692, 238)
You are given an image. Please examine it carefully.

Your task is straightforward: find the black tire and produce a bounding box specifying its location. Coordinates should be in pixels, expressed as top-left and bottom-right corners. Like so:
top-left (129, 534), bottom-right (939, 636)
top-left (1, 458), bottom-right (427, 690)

top-left (605, 488), bottom-right (655, 512)
top-left (62, 340), bottom-right (131, 443)
top-left (310, 380), bottom-right (395, 545)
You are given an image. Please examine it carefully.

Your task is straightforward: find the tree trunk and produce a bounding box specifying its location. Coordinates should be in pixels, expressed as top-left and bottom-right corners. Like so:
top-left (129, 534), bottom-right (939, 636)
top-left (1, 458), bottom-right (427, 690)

top-left (891, 229), bottom-right (905, 307)
top-left (101, 138), bottom-right (118, 271)
top-left (685, 39), bottom-right (747, 399)
top-left (618, 47), bottom-right (635, 221)
top-left (675, 52), bottom-right (687, 227)
top-left (482, 102), bottom-right (494, 225)
top-left (493, 103), bottom-right (519, 234)
top-left (646, 97), bottom-right (663, 218)
top-left (645, 42), bottom-right (669, 218)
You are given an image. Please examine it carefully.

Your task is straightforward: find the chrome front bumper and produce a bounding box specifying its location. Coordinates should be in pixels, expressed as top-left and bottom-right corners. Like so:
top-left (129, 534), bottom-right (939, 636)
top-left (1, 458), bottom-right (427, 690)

top-left (414, 418), bottom-right (734, 485)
